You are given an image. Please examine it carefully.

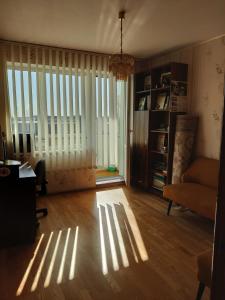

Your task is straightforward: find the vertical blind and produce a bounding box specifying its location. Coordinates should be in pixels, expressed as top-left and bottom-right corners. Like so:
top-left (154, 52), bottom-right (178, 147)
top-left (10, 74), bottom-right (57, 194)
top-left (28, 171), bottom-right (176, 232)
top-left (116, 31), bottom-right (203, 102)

top-left (3, 43), bottom-right (127, 173)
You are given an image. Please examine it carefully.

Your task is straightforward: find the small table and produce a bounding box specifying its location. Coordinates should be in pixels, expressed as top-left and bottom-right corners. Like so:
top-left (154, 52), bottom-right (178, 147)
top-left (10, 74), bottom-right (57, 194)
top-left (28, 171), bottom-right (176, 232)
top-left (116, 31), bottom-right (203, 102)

top-left (0, 164), bottom-right (37, 248)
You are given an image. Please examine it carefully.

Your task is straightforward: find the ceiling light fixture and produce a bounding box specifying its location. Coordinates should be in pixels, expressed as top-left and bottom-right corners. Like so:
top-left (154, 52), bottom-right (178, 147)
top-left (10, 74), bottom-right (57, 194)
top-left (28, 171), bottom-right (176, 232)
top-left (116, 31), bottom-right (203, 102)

top-left (109, 10), bottom-right (134, 81)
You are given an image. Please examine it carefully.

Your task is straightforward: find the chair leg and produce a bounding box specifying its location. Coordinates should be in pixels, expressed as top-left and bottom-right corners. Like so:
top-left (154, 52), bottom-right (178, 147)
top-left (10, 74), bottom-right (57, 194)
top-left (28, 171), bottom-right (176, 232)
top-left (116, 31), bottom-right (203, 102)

top-left (196, 282), bottom-right (205, 300)
top-left (36, 208), bottom-right (48, 217)
top-left (167, 200), bottom-right (173, 216)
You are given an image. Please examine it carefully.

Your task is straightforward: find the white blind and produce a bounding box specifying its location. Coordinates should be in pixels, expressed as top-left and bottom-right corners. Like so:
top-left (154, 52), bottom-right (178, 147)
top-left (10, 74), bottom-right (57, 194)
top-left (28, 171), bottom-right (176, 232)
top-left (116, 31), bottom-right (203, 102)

top-left (4, 43), bottom-right (123, 172)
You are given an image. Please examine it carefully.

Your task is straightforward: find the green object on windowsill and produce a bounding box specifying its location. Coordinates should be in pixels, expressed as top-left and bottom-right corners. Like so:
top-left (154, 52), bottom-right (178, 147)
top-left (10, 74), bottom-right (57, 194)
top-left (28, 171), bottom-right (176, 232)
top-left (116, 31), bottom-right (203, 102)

top-left (107, 165), bottom-right (117, 172)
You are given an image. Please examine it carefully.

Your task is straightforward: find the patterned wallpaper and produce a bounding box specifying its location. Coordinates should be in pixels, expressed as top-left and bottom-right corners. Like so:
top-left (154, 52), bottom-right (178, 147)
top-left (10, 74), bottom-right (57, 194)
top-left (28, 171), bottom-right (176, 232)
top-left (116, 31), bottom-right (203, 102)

top-left (191, 37), bottom-right (225, 159)
top-left (145, 36), bottom-right (225, 159)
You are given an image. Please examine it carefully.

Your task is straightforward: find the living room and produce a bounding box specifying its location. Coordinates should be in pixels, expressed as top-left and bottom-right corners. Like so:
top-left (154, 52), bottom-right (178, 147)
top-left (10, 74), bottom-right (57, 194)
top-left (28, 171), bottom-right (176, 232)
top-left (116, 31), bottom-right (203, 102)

top-left (0, 1), bottom-right (225, 300)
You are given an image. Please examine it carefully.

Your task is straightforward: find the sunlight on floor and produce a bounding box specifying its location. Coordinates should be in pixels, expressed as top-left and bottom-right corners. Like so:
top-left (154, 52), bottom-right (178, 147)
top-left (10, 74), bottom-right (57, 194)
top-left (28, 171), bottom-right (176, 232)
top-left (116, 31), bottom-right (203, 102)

top-left (31, 231), bottom-right (54, 291)
top-left (96, 188), bottom-right (149, 275)
top-left (57, 228), bottom-right (71, 284)
top-left (16, 188), bottom-right (148, 296)
top-left (44, 230), bottom-right (62, 288)
top-left (16, 227), bottom-right (79, 296)
top-left (69, 226), bottom-right (79, 280)
top-left (16, 234), bottom-right (45, 296)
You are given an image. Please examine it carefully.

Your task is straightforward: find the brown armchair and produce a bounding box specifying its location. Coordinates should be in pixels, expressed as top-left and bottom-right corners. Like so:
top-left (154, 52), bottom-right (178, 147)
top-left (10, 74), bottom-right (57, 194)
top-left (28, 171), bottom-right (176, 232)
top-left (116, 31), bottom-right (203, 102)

top-left (163, 157), bottom-right (219, 220)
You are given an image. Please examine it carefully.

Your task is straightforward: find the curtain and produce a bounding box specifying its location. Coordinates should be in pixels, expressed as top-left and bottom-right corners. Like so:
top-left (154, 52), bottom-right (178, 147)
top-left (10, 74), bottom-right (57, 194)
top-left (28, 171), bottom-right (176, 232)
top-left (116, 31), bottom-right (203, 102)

top-left (1, 41), bottom-right (127, 191)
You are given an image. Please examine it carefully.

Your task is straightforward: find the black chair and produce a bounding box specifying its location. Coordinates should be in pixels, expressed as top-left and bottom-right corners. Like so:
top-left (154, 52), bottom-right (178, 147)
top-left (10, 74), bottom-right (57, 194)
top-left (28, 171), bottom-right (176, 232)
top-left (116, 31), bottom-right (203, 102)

top-left (34, 160), bottom-right (48, 218)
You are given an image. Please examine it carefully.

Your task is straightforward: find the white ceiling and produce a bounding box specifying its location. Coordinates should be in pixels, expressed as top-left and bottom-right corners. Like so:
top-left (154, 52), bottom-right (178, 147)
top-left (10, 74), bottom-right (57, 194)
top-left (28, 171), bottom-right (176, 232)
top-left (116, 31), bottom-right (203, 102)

top-left (0, 0), bottom-right (225, 58)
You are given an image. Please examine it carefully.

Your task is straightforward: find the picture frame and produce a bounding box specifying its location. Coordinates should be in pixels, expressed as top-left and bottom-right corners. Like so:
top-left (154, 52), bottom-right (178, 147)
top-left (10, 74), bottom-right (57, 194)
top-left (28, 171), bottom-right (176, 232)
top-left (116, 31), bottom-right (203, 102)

top-left (138, 96), bottom-right (146, 111)
top-left (160, 72), bottom-right (171, 88)
top-left (155, 93), bottom-right (167, 110)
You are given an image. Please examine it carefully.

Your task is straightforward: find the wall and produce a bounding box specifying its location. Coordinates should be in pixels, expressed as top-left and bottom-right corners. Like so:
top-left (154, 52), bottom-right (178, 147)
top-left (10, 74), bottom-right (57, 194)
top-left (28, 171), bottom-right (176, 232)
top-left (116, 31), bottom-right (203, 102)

top-left (137, 36), bottom-right (225, 159)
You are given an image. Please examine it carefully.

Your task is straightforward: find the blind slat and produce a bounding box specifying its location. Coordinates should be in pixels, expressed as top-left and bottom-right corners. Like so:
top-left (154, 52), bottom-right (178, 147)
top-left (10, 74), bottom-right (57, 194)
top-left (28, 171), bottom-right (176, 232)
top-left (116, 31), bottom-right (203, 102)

top-left (68, 52), bottom-right (75, 165)
top-left (35, 48), bottom-right (43, 159)
top-left (49, 49), bottom-right (56, 169)
top-left (80, 54), bottom-right (86, 167)
top-left (10, 45), bottom-right (20, 157)
top-left (42, 48), bottom-right (49, 163)
top-left (27, 47), bottom-right (35, 157)
top-left (55, 50), bottom-right (63, 169)
top-left (62, 51), bottom-right (69, 170)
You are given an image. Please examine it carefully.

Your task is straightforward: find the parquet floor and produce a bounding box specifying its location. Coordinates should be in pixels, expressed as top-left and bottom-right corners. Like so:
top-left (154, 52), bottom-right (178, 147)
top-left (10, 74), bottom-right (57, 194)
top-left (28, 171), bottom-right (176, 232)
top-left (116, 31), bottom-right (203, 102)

top-left (0, 186), bottom-right (213, 300)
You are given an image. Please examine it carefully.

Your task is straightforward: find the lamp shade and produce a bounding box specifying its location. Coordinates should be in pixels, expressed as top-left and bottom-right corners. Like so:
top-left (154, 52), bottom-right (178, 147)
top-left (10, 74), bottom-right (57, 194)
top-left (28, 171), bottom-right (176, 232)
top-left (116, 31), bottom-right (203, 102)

top-left (109, 53), bottom-right (134, 80)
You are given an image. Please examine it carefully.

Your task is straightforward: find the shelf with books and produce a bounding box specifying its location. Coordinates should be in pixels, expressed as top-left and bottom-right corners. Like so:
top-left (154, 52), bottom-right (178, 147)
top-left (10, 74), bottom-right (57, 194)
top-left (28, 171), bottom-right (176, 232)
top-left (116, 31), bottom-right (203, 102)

top-left (148, 63), bottom-right (188, 195)
top-left (132, 63), bottom-right (188, 193)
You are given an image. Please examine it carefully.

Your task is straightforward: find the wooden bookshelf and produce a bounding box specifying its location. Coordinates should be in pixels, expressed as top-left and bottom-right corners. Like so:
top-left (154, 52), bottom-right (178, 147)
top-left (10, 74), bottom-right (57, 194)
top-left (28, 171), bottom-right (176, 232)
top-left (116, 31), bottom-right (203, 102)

top-left (131, 62), bottom-right (188, 195)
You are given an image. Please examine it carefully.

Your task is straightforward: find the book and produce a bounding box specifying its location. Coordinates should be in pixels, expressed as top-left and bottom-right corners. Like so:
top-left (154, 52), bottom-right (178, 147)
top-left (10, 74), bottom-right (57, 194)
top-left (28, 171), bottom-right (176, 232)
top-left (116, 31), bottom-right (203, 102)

top-left (152, 178), bottom-right (165, 188)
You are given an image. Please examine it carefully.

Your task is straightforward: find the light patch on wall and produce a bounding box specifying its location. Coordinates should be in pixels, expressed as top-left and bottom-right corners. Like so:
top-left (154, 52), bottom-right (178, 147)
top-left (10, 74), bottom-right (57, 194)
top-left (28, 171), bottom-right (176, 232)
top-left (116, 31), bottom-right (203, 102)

top-left (216, 64), bottom-right (224, 74)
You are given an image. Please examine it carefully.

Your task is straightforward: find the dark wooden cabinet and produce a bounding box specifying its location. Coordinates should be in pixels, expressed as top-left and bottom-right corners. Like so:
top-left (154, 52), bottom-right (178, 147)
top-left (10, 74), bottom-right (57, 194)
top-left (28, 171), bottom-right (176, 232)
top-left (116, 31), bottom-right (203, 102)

top-left (131, 63), bottom-right (188, 195)
top-left (0, 166), bottom-right (37, 247)
top-left (131, 71), bottom-right (151, 188)
top-left (132, 111), bottom-right (149, 188)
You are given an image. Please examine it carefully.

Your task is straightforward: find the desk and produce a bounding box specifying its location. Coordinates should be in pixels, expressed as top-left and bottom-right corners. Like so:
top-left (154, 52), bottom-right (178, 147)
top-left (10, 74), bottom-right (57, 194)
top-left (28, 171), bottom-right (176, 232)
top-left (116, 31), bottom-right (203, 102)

top-left (0, 165), bottom-right (37, 247)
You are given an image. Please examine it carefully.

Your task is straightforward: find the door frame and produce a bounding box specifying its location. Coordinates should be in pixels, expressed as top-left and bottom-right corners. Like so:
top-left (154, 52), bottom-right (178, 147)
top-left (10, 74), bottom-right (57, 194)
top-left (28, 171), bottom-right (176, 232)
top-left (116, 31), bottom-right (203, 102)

top-left (211, 83), bottom-right (225, 299)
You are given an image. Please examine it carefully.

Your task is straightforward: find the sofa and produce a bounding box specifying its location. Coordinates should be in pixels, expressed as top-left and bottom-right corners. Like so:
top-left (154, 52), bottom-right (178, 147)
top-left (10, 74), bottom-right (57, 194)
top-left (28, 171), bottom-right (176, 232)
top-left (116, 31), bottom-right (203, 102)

top-left (163, 157), bottom-right (219, 220)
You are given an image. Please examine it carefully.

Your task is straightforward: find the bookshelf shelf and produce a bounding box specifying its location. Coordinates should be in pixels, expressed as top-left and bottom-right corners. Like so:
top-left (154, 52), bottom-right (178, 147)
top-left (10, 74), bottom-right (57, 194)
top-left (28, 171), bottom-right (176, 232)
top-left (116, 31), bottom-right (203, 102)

top-left (151, 130), bottom-right (168, 133)
top-left (152, 186), bottom-right (164, 192)
top-left (151, 87), bottom-right (170, 92)
top-left (136, 89), bottom-right (151, 94)
top-left (151, 109), bottom-right (170, 112)
top-left (151, 150), bottom-right (168, 155)
top-left (135, 109), bottom-right (148, 112)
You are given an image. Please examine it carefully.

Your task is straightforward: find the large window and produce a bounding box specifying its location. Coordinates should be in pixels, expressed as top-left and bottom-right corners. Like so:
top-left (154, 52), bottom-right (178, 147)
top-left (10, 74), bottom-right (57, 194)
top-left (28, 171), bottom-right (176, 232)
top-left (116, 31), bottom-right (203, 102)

top-left (6, 54), bottom-right (124, 172)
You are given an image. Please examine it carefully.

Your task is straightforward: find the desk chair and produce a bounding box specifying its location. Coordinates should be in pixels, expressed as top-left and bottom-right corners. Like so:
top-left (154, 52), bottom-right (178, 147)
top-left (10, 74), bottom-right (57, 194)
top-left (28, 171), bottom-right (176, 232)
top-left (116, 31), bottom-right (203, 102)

top-left (35, 160), bottom-right (48, 218)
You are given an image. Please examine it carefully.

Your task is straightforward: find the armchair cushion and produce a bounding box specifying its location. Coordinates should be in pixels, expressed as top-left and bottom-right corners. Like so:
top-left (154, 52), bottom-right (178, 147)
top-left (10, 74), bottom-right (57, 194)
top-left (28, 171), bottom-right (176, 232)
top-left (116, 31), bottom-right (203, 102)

top-left (163, 183), bottom-right (217, 220)
top-left (182, 157), bottom-right (219, 189)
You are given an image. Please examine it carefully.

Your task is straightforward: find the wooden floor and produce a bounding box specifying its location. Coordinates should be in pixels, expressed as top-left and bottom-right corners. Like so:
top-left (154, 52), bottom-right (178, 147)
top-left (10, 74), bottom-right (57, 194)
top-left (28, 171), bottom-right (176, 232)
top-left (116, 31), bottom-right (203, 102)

top-left (0, 186), bottom-right (214, 300)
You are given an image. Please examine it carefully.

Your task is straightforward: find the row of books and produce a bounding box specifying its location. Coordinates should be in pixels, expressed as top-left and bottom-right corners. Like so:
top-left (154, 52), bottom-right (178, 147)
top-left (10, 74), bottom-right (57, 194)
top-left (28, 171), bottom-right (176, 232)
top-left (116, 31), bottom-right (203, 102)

top-left (152, 170), bottom-right (166, 189)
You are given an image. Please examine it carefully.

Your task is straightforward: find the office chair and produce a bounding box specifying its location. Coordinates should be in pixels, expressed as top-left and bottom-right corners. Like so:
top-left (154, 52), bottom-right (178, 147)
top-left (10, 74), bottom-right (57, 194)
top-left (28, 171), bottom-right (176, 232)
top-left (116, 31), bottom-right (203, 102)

top-left (34, 160), bottom-right (48, 218)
